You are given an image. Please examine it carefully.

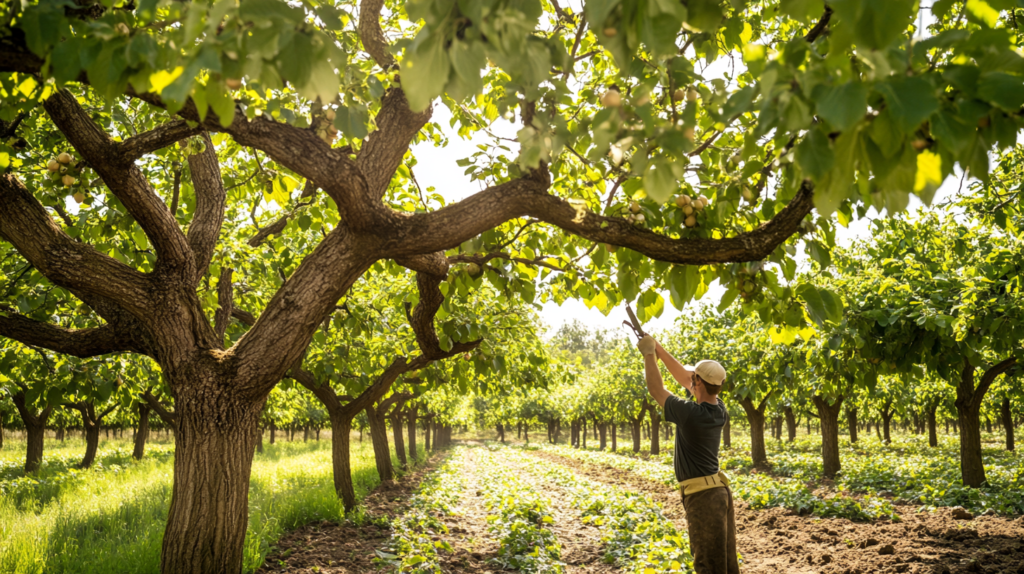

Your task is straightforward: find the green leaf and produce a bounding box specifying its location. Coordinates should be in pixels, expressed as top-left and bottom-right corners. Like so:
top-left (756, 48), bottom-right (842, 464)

top-left (930, 110), bottom-right (973, 153)
top-left (779, 0), bottom-right (825, 23)
top-left (798, 285), bottom-right (829, 327)
top-left (813, 82), bottom-right (868, 131)
top-left (206, 81), bottom-right (236, 128)
top-left (335, 103), bottom-right (369, 140)
top-left (976, 72), bottom-right (1024, 112)
top-left (643, 159), bottom-right (677, 204)
top-left (796, 127), bottom-right (835, 181)
top-left (402, 32), bottom-right (450, 112)
top-left (875, 76), bottom-right (939, 134)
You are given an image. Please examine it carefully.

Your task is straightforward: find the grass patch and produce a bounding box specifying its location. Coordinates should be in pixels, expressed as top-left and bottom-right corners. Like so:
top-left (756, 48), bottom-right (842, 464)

top-left (0, 434), bottom-right (422, 573)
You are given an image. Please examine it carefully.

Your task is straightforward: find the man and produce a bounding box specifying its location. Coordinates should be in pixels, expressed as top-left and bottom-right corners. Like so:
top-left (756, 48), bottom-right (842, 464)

top-left (637, 334), bottom-right (738, 574)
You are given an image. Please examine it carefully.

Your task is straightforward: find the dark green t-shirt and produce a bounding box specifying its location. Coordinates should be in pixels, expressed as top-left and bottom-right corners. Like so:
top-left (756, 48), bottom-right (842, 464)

top-left (663, 394), bottom-right (726, 482)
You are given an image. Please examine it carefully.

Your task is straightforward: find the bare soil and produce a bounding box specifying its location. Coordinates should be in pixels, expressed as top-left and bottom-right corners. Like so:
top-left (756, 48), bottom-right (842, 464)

top-left (528, 450), bottom-right (1024, 574)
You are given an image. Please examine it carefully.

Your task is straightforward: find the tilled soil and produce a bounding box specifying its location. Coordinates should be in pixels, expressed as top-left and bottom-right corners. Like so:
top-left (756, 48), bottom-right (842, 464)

top-left (255, 455), bottom-right (447, 574)
top-left (528, 451), bottom-right (1024, 574)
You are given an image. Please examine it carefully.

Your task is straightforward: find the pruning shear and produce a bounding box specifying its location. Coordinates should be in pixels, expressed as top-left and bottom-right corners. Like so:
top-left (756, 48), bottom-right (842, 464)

top-left (622, 303), bottom-right (647, 341)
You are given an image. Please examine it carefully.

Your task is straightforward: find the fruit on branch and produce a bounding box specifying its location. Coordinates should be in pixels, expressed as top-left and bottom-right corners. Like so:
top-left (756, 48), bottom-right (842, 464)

top-left (603, 27), bottom-right (618, 37)
top-left (463, 354), bottom-right (472, 361)
top-left (694, 196), bottom-right (708, 211)
top-left (742, 186), bottom-right (755, 202)
top-left (682, 204), bottom-right (694, 215)
top-left (684, 215), bottom-right (697, 228)
top-left (629, 201), bottom-right (641, 214)
top-left (72, 192), bottom-right (85, 204)
top-left (47, 159), bottom-right (60, 172)
top-left (633, 213), bottom-right (645, 224)
top-left (608, 145), bottom-right (623, 165)
top-left (466, 262), bottom-right (482, 277)
top-left (686, 87), bottom-right (699, 102)
top-left (601, 89), bottom-right (622, 108)
top-left (115, 23), bottom-right (131, 36)
top-left (672, 88), bottom-right (686, 102)
top-left (62, 175), bottom-right (76, 187)
top-left (57, 152), bottom-right (72, 164)
top-left (912, 139), bottom-right (927, 151)
top-left (324, 108), bottom-right (336, 121)
top-left (225, 78), bottom-right (243, 90)
top-left (675, 194), bottom-right (691, 207)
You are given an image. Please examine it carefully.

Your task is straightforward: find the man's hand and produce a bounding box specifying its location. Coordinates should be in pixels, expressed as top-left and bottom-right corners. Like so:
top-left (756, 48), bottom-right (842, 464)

top-left (638, 335), bottom-right (657, 356)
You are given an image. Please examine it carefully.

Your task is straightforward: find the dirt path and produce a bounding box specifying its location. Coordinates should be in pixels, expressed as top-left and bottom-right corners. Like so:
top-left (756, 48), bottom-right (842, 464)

top-left (433, 446), bottom-right (500, 572)
top-left (255, 454), bottom-right (448, 574)
top-left (528, 450), bottom-right (1024, 574)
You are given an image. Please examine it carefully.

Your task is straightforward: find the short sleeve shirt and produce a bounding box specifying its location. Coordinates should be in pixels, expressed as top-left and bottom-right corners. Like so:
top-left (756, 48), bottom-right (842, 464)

top-left (663, 394), bottom-right (727, 482)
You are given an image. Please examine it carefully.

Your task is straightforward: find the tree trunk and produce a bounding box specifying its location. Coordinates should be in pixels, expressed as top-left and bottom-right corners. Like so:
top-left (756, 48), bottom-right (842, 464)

top-left (927, 404), bottom-right (939, 447)
top-left (649, 406), bottom-right (661, 455)
top-left (581, 420), bottom-right (586, 448)
top-left (408, 407), bottom-right (418, 460)
top-left (517, 422), bottom-right (522, 439)
top-left (80, 423), bottom-right (100, 469)
top-left (12, 392), bottom-right (52, 474)
top-left (0, 421), bottom-right (3, 450)
top-left (846, 406), bottom-right (858, 444)
top-left (424, 417), bottom-right (432, 452)
top-left (812, 395), bottom-right (844, 479)
top-left (611, 422), bottom-right (617, 451)
top-left (598, 422), bottom-right (607, 450)
top-left (523, 423), bottom-right (528, 443)
top-left (159, 388), bottom-right (263, 574)
top-left (257, 427), bottom-right (264, 454)
top-left (133, 403), bottom-right (151, 460)
top-left (391, 411), bottom-right (407, 470)
top-left (880, 403), bottom-right (894, 444)
top-left (1001, 396), bottom-right (1014, 452)
top-left (366, 406), bottom-right (393, 483)
top-left (739, 397), bottom-right (769, 468)
top-left (953, 358), bottom-right (1015, 488)
top-left (269, 421), bottom-right (276, 444)
top-left (784, 407), bottom-right (797, 442)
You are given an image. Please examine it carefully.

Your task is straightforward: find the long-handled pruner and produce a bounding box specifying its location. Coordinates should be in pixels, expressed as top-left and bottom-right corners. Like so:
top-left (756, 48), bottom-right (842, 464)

top-left (622, 303), bottom-right (646, 341)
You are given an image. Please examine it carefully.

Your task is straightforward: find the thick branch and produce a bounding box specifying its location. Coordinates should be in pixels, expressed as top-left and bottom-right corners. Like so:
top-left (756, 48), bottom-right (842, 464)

top-left (43, 89), bottom-right (194, 273)
top-left (0, 174), bottom-right (152, 315)
top-left (0, 311), bottom-right (132, 357)
top-left (214, 267), bottom-right (233, 344)
top-left (390, 179), bottom-right (816, 265)
top-left (120, 120), bottom-right (203, 161)
top-left (358, 87), bottom-right (432, 199)
top-left (358, 0), bottom-right (396, 69)
top-left (185, 133), bottom-right (226, 283)
top-left (142, 389), bottom-right (176, 425)
top-left (975, 356), bottom-right (1019, 407)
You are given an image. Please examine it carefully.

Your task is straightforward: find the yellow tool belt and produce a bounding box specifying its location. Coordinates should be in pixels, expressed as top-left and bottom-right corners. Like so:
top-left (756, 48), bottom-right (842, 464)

top-left (679, 470), bottom-right (730, 496)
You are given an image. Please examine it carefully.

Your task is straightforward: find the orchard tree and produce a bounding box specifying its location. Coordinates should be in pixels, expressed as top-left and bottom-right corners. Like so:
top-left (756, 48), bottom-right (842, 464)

top-left (3, 0), bottom-right (1023, 571)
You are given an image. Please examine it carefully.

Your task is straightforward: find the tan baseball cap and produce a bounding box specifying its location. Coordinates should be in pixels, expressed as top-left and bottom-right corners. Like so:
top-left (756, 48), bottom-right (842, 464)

top-left (683, 360), bottom-right (726, 386)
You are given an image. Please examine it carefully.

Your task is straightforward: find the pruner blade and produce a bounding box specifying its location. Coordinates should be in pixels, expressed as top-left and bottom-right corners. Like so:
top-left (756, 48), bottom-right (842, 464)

top-left (623, 303), bottom-right (646, 341)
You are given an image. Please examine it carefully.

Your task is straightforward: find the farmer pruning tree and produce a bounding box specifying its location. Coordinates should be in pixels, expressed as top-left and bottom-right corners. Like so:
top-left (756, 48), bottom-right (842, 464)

top-left (638, 334), bottom-right (737, 574)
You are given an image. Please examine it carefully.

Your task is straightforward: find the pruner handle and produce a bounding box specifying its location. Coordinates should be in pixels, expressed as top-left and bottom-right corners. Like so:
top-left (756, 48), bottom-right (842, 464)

top-left (623, 303), bottom-right (646, 341)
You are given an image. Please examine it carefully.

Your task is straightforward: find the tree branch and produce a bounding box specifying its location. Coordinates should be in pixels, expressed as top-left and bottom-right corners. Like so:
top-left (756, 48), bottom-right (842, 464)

top-left (0, 310), bottom-right (134, 357)
top-left (119, 120), bottom-right (203, 161)
top-left (0, 174), bottom-right (153, 316)
top-left (804, 7), bottom-right (834, 42)
top-left (214, 267), bottom-right (233, 345)
top-left (358, 0), bottom-right (396, 69)
top-left (185, 133), bottom-right (226, 284)
top-left (142, 389), bottom-right (176, 426)
top-left (43, 89), bottom-right (194, 275)
top-left (389, 178), bottom-right (816, 265)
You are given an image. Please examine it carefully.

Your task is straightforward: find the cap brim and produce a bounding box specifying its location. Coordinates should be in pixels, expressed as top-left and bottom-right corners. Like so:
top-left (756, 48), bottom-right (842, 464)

top-left (682, 364), bottom-right (696, 372)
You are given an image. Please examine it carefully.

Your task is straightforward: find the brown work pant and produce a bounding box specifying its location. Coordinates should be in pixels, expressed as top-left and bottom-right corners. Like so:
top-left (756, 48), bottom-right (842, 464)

top-left (681, 486), bottom-right (739, 574)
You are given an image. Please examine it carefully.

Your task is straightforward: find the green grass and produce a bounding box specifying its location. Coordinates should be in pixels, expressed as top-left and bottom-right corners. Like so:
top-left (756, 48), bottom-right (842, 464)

top-left (0, 433), bottom-right (425, 574)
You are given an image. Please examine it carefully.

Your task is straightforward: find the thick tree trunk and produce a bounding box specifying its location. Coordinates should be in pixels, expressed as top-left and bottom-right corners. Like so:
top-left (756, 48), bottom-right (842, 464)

top-left (80, 424), bottom-right (100, 469)
top-left (846, 406), bottom-right (858, 444)
top-left (784, 407), bottom-right (797, 442)
top-left (391, 412), bottom-right (407, 470)
top-left (328, 415), bottom-right (357, 509)
top-left (1001, 396), bottom-right (1014, 452)
top-left (133, 403), bottom-right (151, 460)
top-left (649, 406), bottom-right (661, 455)
top-left (598, 422), bottom-right (607, 450)
top-left (739, 398), bottom-right (769, 468)
top-left (366, 406), bottom-right (393, 482)
top-left (952, 358), bottom-right (1015, 488)
top-left (812, 395), bottom-right (844, 479)
top-left (408, 408), bottom-right (418, 460)
top-left (159, 389), bottom-right (263, 574)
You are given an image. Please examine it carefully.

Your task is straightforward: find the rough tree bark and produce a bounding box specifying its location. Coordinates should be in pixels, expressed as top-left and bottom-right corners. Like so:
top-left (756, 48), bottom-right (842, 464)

top-left (722, 410), bottom-right (731, 448)
top-left (598, 420), bottom-right (607, 450)
top-left (926, 403), bottom-right (939, 447)
top-left (879, 401), bottom-right (894, 444)
top-left (407, 406), bottom-right (418, 460)
top-left (956, 357), bottom-right (1016, 487)
top-left (812, 394), bottom-right (844, 479)
top-left (784, 406), bottom-right (798, 442)
top-left (649, 404), bottom-right (661, 455)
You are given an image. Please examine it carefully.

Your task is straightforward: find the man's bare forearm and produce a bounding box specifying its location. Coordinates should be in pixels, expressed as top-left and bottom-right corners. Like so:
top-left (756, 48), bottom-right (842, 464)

top-left (656, 342), bottom-right (694, 393)
top-left (644, 352), bottom-right (670, 407)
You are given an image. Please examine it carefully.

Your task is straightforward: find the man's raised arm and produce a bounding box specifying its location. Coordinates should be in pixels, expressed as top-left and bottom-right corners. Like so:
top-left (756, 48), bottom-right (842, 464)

top-left (638, 335), bottom-right (671, 407)
top-left (656, 341), bottom-right (695, 394)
